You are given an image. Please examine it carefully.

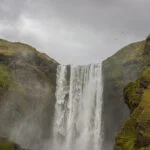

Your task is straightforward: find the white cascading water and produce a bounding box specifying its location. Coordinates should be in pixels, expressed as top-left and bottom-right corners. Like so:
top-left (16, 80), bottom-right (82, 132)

top-left (52, 64), bottom-right (103, 150)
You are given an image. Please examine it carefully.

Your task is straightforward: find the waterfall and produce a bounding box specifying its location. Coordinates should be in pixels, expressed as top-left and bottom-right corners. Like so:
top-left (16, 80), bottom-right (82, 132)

top-left (52, 64), bottom-right (103, 150)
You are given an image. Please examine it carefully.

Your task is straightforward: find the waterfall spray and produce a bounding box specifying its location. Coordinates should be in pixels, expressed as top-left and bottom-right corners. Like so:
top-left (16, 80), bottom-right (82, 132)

top-left (52, 63), bottom-right (103, 150)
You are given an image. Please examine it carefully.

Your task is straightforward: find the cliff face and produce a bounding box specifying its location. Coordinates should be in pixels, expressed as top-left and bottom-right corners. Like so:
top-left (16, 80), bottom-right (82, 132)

top-left (102, 37), bottom-right (149, 149)
top-left (114, 36), bottom-right (150, 149)
top-left (0, 39), bottom-right (58, 149)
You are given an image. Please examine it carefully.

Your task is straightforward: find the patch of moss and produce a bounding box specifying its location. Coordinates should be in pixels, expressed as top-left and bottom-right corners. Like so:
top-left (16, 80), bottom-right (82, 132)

top-left (124, 80), bottom-right (141, 112)
top-left (0, 142), bottom-right (15, 150)
top-left (0, 64), bottom-right (13, 92)
top-left (0, 138), bottom-right (15, 150)
top-left (114, 119), bottom-right (136, 150)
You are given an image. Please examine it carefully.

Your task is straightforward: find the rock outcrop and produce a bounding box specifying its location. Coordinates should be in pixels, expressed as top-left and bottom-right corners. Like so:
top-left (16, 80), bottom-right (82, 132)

top-left (0, 39), bottom-right (58, 149)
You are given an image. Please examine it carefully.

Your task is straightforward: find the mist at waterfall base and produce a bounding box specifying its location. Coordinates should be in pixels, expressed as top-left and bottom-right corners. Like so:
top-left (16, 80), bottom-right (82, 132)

top-left (44, 64), bottom-right (104, 150)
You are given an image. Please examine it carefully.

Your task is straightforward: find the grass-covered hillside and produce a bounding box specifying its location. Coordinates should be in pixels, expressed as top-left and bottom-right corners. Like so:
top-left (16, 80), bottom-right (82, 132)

top-left (113, 36), bottom-right (150, 150)
top-left (114, 67), bottom-right (150, 150)
top-left (0, 39), bottom-right (58, 149)
top-left (102, 36), bottom-right (150, 149)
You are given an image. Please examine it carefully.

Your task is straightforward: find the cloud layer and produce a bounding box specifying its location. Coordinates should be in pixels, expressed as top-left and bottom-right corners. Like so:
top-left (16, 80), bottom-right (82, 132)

top-left (0, 0), bottom-right (150, 64)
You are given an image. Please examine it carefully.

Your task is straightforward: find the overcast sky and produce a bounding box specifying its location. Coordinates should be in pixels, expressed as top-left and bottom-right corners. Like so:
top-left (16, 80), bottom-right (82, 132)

top-left (0, 0), bottom-right (150, 64)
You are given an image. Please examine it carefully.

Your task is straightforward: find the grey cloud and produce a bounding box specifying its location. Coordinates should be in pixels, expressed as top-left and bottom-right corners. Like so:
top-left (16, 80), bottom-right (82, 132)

top-left (0, 0), bottom-right (150, 64)
top-left (0, 0), bottom-right (27, 23)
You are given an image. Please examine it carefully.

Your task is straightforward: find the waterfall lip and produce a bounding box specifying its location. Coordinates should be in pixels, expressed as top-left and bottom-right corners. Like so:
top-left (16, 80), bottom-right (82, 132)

top-left (51, 63), bottom-right (103, 150)
top-left (58, 62), bottom-right (101, 67)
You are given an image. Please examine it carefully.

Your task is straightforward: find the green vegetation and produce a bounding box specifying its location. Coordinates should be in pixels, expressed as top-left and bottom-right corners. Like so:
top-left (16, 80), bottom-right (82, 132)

top-left (0, 138), bottom-right (15, 150)
top-left (114, 35), bottom-right (150, 150)
top-left (123, 80), bottom-right (141, 112)
top-left (102, 39), bottom-right (147, 148)
top-left (0, 64), bottom-right (12, 92)
top-left (0, 39), bottom-right (58, 144)
top-left (114, 68), bottom-right (150, 150)
top-left (0, 142), bottom-right (15, 150)
top-left (0, 39), bottom-right (58, 63)
top-left (103, 40), bottom-right (145, 90)
top-left (102, 35), bottom-right (150, 149)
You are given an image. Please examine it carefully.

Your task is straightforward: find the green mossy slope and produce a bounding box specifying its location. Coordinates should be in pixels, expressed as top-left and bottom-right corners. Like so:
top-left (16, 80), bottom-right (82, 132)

top-left (0, 137), bottom-right (27, 150)
top-left (0, 141), bottom-right (15, 150)
top-left (114, 68), bottom-right (150, 150)
top-left (0, 138), bottom-right (15, 150)
top-left (0, 39), bottom-right (58, 148)
top-left (0, 64), bottom-right (13, 92)
top-left (102, 35), bottom-right (150, 149)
